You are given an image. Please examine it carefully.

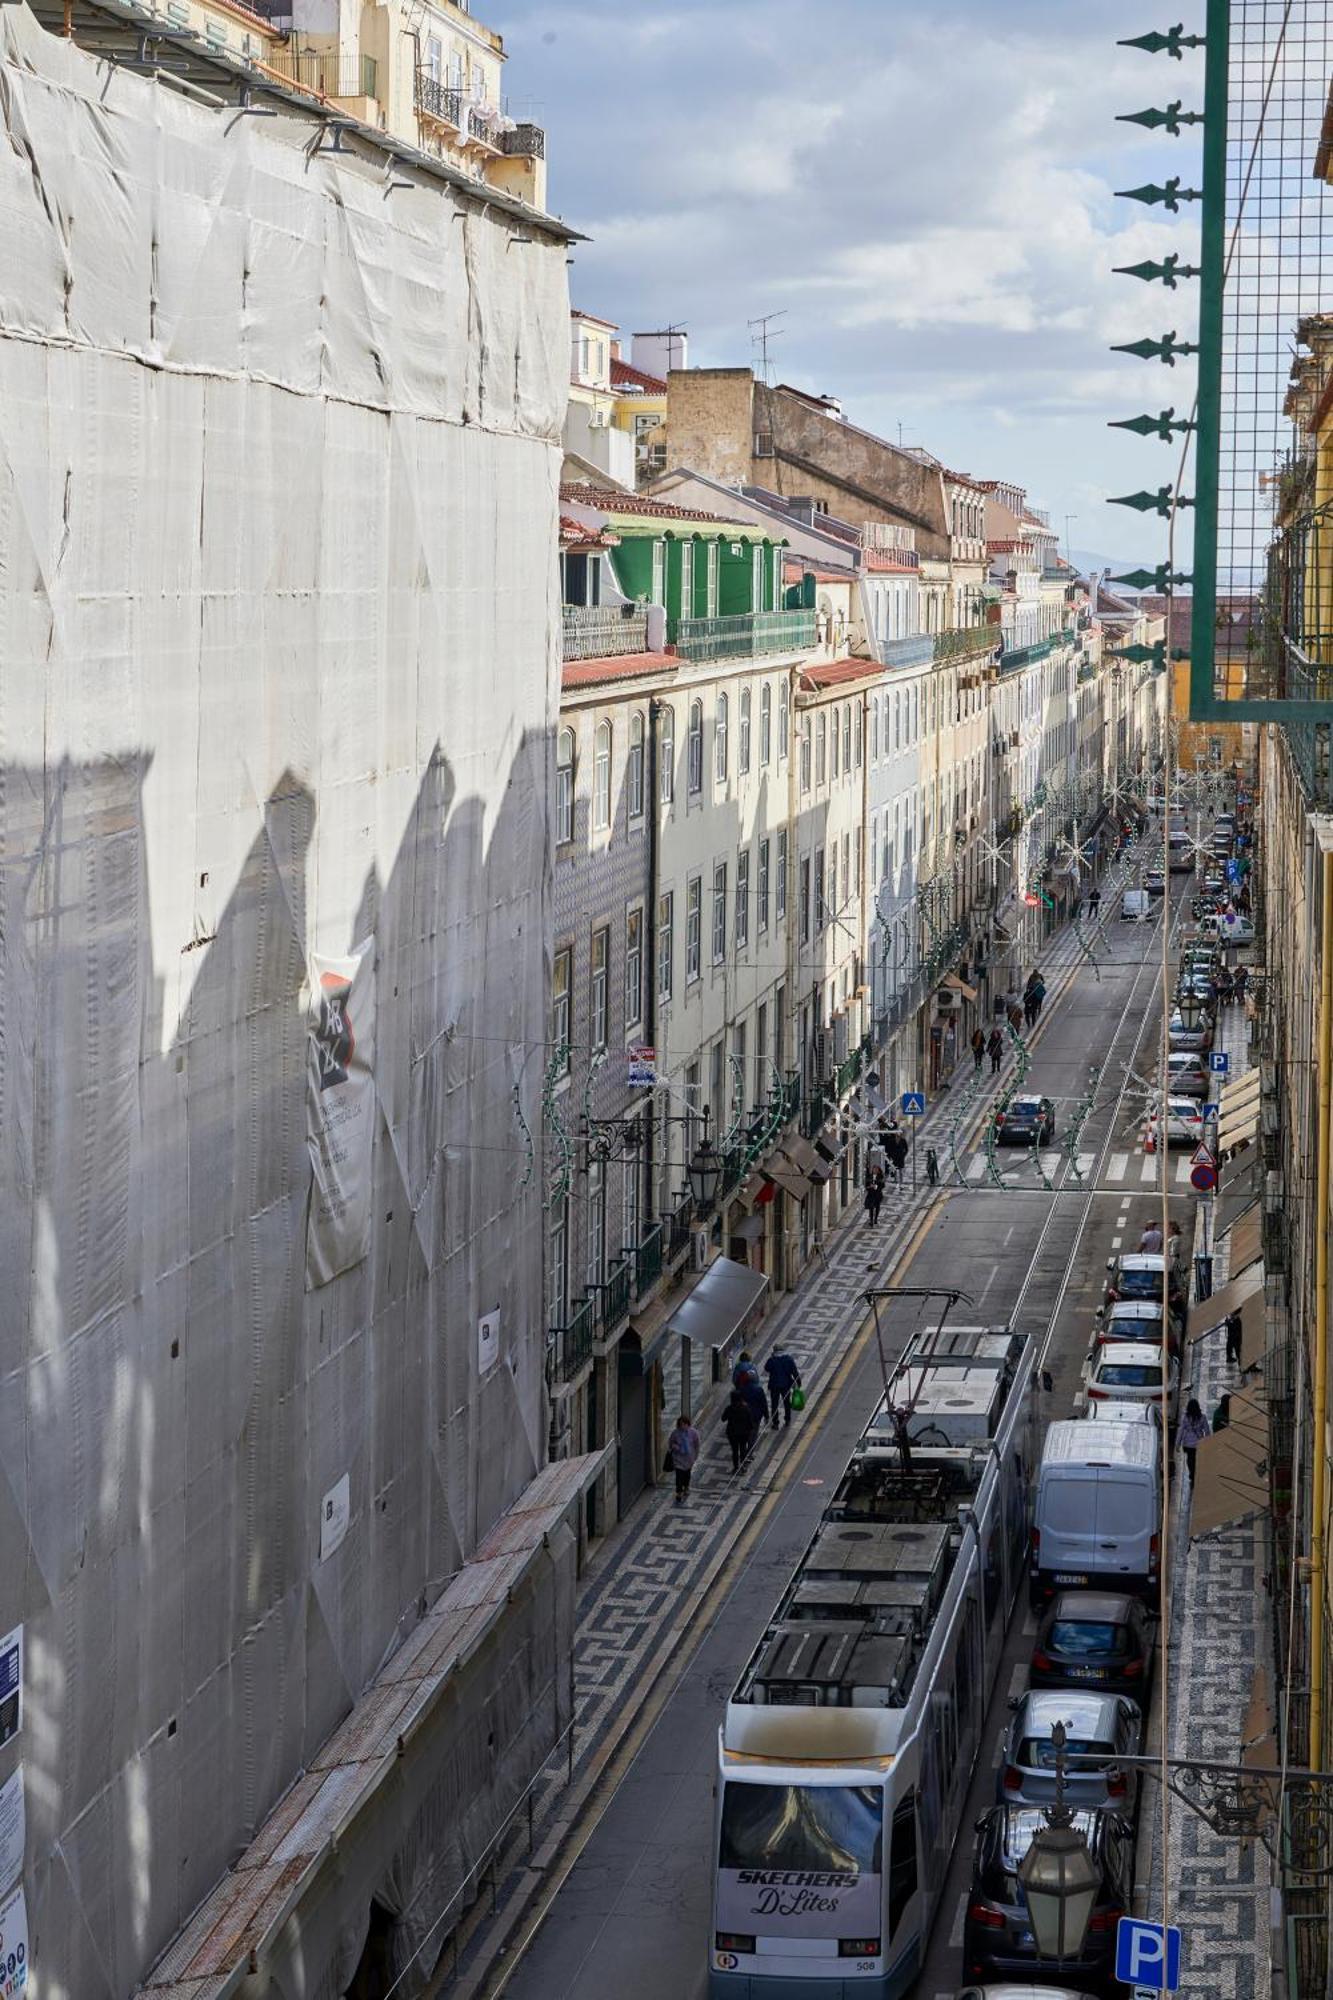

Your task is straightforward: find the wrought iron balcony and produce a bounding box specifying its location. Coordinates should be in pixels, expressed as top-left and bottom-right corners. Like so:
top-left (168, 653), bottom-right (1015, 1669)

top-left (630, 1224), bottom-right (663, 1301)
top-left (562, 603), bottom-right (649, 661)
top-left (501, 122), bottom-right (545, 158)
top-left (668, 609), bottom-right (817, 663)
top-left (592, 1258), bottom-right (632, 1343)
top-left (414, 71), bottom-right (462, 125)
top-left (548, 1297), bottom-right (594, 1385)
top-left (997, 635), bottom-right (1058, 674)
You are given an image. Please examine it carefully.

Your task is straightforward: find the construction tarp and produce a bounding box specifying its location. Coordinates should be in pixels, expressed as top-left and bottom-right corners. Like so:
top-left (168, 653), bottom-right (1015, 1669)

top-left (0, 8), bottom-right (570, 1995)
top-left (1191, 1389), bottom-right (1271, 1539)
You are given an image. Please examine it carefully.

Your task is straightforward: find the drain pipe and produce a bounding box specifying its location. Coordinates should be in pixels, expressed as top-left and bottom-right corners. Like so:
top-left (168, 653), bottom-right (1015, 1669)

top-left (1310, 837), bottom-right (1333, 1772)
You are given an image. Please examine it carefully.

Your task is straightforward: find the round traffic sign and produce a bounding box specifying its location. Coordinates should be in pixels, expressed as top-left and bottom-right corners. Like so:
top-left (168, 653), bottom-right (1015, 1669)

top-left (1190, 1161), bottom-right (1218, 1192)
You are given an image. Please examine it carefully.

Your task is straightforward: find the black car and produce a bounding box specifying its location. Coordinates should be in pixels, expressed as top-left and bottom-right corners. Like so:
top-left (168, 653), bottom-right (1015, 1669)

top-left (962, 1804), bottom-right (1134, 1991)
top-left (1030, 1591), bottom-right (1154, 1701)
top-left (994, 1095), bottom-right (1056, 1147)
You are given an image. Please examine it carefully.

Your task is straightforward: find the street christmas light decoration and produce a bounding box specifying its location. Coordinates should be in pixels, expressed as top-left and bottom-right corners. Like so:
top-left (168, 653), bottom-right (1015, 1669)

top-left (543, 1042), bottom-right (573, 1208)
top-left (512, 1077), bottom-right (536, 1191)
top-left (1062, 1066), bottom-right (1102, 1183)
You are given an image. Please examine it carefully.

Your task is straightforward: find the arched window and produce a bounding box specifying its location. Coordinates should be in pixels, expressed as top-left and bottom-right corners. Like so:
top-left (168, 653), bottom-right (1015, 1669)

top-left (659, 703), bottom-right (675, 803)
top-left (715, 692), bottom-right (729, 782)
top-left (800, 717), bottom-right (811, 793)
top-left (555, 727), bottom-right (574, 844)
top-left (687, 700), bottom-right (703, 794)
top-left (593, 721), bottom-right (612, 831)
top-left (628, 713), bottom-right (645, 819)
top-left (816, 713), bottom-right (827, 784)
top-left (760, 683), bottom-right (772, 765)
top-left (739, 687), bottom-right (752, 774)
top-left (894, 692), bottom-right (902, 750)
top-left (779, 680), bottom-right (790, 758)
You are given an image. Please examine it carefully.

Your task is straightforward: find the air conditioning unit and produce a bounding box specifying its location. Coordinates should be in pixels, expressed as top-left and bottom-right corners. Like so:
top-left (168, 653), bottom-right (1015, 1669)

top-left (754, 431), bottom-right (775, 458)
top-left (691, 1227), bottom-right (711, 1273)
top-left (936, 987), bottom-right (962, 1012)
top-left (832, 1011), bottom-right (849, 1063)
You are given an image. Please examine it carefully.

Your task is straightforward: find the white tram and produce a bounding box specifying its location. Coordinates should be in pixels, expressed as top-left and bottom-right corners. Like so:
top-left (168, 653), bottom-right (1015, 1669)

top-left (709, 1324), bottom-right (1036, 1998)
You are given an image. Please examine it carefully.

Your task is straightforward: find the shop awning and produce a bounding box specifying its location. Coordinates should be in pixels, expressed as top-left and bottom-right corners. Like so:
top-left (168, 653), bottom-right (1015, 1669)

top-left (941, 973), bottom-right (980, 1002)
top-left (1188, 1266), bottom-right (1264, 1343)
top-left (663, 1257), bottom-right (769, 1359)
top-left (1191, 1388), bottom-right (1270, 1538)
top-left (1228, 1204), bottom-right (1263, 1275)
top-left (762, 1152), bottom-right (814, 1201)
top-left (1220, 1068), bottom-right (1262, 1117)
top-left (731, 1211), bottom-right (767, 1243)
top-left (1218, 1070), bottom-right (1261, 1155)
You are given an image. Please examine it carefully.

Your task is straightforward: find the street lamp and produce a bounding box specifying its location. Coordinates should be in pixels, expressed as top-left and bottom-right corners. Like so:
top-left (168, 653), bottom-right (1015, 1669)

top-left (686, 1109), bottom-right (723, 1215)
top-left (1016, 1721), bottom-right (1101, 1965)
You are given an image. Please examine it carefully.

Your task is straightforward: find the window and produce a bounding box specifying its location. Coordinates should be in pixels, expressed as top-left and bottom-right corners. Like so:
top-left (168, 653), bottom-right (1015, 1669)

top-left (831, 707), bottom-right (840, 778)
top-left (844, 704), bottom-right (853, 770)
top-left (712, 861), bottom-right (727, 962)
top-left (814, 845), bottom-right (825, 929)
top-left (894, 691), bottom-right (902, 750)
top-left (687, 700), bottom-right (703, 794)
top-left (771, 545), bottom-right (782, 607)
top-left (760, 683), bottom-right (772, 765)
top-left (758, 838), bottom-right (770, 931)
top-left (587, 1156), bottom-right (605, 1290)
top-left (651, 540), bottom-right (666, 606)
top-left (623, 1155), bottom-right (641, 1248)
top-left (718, 1784), bottom-right (883, 1877)
top-left (548, 1200), bottom-right (568, 1327)
top-left (816, 713), bottom-right (827, 784)
top-left (871, 696), bottom-right (880, 761)
top-left (773, 983), bottom-right (786, 1065)
top-left (686, 876), bottom-right (702, 981)
top-left (715, 693), bottom-right (729, 782)
top-left (710, 1038), bottom-right (725, 1132)
top-left (800, 717), bottom-right (812, 793)
top-left (593, 721), bottom-right (612, 831)
top-left (628, 714), bottom-right (645, 819)
top-left (779, 679), bottom-right (790, 757)
top-left (777, 830), bottom-right (788, 917)
top-left (680, 540), bottom-right (694, 617)
top-left (855, 824), bottom-right (863, 899)
top-left (660, 703), bottom-right (675, 803)
top-left (757, 1002), bottom-right (767, 1073)
top-left (706, 541), bottom-right (719, 615)
top-left (841, 833), bottom-right (850, 910)
top-left (625, 908), bottom-right (643, 1026)
top-left (739, 688), bottom-right (752, 773)
top-left (854, 703), bottom-right (863, 767)
top-left (751, 543), bottom-right (763, 608)
top-left (551, 947), bottom-right (571, 1074)
top-left (590, 928), bottom-right (609, 1048)
top-left (658, 891), bottom-right (673, 999)
top-left (556, 727), bottom-right (574, 844)
top-left (888, 1792), bottom-right (919, 1937)
top-left (736, 849), bottom-right (750, 948)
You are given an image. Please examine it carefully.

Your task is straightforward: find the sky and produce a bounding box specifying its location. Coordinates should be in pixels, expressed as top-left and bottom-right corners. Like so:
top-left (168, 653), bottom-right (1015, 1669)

top-left (489, 0), bottom-right (1206, 570)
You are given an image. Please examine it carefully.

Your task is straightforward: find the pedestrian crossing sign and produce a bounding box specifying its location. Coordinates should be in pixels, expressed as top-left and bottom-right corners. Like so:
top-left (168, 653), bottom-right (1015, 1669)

top-left (901, 1091), bottom-right (926, 1117)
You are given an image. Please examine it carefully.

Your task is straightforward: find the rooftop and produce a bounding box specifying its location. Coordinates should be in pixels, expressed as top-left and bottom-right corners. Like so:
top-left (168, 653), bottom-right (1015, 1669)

top-left (562, 652), bottom-right (679, 690)
top-left (610, 356), bottom-right (667, 395)
top-left (798, 657), bottom-right (887, 690)
top-left (561, 481), bottom-right (758, 532)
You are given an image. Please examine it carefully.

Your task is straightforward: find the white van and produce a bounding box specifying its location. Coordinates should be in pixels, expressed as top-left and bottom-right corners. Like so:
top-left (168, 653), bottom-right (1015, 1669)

top-left (1030, 1419), bottom-right (1161, 1608)
top-left (1121, 887), bottom-right (1151, 922)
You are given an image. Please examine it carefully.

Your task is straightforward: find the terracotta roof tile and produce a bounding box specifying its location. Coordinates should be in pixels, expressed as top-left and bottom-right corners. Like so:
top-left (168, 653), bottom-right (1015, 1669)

top-left (561, 481), bottom-right (751, 528)
top-left (610, 356), bottom-right (667, 395)
top-left (562, 651), bottom-right (679, 689)
top-left (798, 658), bottom-right (881, 690)
top-left (559, 514), bottom-right (619, 549)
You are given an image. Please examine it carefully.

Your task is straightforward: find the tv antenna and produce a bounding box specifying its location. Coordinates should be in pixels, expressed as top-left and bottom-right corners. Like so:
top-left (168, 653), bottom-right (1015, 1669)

top-left (748, 308), bottom-right (787, 384)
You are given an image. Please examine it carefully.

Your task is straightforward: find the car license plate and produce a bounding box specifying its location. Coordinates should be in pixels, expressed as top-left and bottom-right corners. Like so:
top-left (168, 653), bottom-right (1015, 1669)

top-left (1067, 1665), bottom-right (1102, 1679)
top-left (1054, 1572), bottom-right (1088, 1584)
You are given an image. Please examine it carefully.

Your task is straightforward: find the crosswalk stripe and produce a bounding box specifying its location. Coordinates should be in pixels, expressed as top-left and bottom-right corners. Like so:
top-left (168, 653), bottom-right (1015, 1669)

top-left (1140, 1154), bottom-right (1159, 1183)
top-left (1040, 1152), bottom-right (1060, 1176)
top-left (1175, 1153), bottom-right (1193, 1183)
top-left (1077, 1152), bottom-right (1095, 1177)
top-left (1109, 1151), bottom-right (1129, 1181)
top-left (967, 1154), bottom-right (988, 1181)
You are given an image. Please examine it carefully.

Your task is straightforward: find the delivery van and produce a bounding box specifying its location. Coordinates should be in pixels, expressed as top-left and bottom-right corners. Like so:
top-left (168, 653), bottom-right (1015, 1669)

top-left (1121, 887), bottom-right (1151, 922)
top-left (1030, 1419), bottom-right (1161, 1607)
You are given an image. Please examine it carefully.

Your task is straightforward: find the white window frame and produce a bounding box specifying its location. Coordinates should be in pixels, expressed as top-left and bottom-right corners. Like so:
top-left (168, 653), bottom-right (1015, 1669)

top-left (760, 683), bottom-right (772, 766)
top-left (736, 848), bottom-right (750, 949)
top-left (593, 721), bottom-right (612, 831)
top-left (591, 926), bottom-right (609, 1049)
top-left (628, 712), bottom-right (645, 821)
top-left (686, 876), bottom-right (702, 981)
top-left (715, 692), bottom-right (729, 783)
top-left (556, 726), bottom-right (575, 844)
top-left (687, 700), bottom-right (704, 794)
top-left (712, 861), bottom-right (727, 963)
top-left (552, 946), bottom-right (571, 1075)
top-left (658, 891), bottom-right (673, 999)
top-left (739, 687), bottom-right (752, 774)
top-left (758, 837), bottom-right (770, 931)
top-left (777, 830), bottom-right (788, 918)
top-left (625, 906), bottom-right (643, 1028)
top-left (779, 679), bottom-right (790, 758)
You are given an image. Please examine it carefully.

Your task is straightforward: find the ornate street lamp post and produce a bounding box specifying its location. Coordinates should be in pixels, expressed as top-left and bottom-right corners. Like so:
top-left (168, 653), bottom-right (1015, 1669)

top-left (1016, 1721), bottom-right (1102, 1965)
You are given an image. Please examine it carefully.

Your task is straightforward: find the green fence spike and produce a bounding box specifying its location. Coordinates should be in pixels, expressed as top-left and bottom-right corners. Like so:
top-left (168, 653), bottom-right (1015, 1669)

top-left (1109, 487), bottom-right (1195, 516)
top-left (1110, 332), bottom-right (1199, 365)
top-left (1117, 102), bottom-right (1205, 135)
top-left (1113, 565), bottom-right (1192, 591)
top-left (1115, 177), bottom-right (1202, 211)
top-left (1118, 26), bottom-right (1206, 58)
top-left (1113, 254), bottom-right (1200, 289)
top-left (1107, 408), bottom-right (1195, 439)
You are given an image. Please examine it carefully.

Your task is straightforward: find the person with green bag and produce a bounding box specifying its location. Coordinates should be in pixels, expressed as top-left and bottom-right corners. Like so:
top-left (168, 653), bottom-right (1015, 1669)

top-left (764, 1346), bottom-right (803, 1429)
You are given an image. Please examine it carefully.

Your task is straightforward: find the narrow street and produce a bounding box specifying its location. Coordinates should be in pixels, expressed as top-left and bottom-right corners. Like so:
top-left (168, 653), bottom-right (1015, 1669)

top-left (479, 885), bottom-right (1197, 2000)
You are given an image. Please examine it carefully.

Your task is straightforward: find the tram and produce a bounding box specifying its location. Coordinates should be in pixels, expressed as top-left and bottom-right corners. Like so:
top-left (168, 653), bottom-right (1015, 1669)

top-left (708, 1323), bottom-right (1037, 1998)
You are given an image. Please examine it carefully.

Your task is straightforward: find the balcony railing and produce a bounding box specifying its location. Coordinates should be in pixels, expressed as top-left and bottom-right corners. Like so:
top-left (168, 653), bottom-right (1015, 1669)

top-left (879, 633), bottom-right (934, 669)
top-left (631, 1224), bottom-right (663, 1300)
top-left (997, 635), bottom-right (1058, 674)
top-left (668, 609), bottom-right (817, 663)
top-left (548, 1297), bottom-right (594, 1386)
top-left (592, 1259), bottom-right (632, 1343)
top-left (269, 48), bottom-right (378, 98)
top-left (501, 122), bottom-right (545, 158)
top-left (662, 1192), bottom-right (694, 1264)
top-left (414, 71), bottom-right (462, 125)
top-left (562, 603), bottom-right (649, 661)
top-left (934, 625), bottom-right (999, 667)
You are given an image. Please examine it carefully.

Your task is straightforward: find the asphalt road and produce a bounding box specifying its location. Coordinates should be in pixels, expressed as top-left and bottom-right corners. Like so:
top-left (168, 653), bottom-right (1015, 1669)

top-left (496, 888), bottom-right (1193, 2000)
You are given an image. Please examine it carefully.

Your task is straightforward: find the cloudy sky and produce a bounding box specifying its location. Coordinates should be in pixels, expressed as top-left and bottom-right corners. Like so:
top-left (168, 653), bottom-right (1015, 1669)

top-left (492, 0), bottom-right (1205, 568)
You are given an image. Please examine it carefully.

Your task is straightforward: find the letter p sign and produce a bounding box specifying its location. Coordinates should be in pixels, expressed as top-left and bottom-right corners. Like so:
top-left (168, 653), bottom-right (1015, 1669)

top-left (1115, 1915), bottom-right (1182, 1991)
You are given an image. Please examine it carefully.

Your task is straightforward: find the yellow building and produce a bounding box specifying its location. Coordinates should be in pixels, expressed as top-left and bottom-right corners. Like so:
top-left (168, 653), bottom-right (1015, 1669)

top-left (565, 312), bottom-right (673, 489)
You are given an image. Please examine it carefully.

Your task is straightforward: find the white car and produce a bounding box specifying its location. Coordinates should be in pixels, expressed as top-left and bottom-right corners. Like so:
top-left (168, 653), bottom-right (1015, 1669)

top-left (1143, 1095), bottom-right (1204, 1150)
top-left (1081, 1397), bottom-right (1163, 1432)
top-left (1083, 1339), bottom-right (1180, 1430)
top-left (1197, 912), bottom-right (1255, 946)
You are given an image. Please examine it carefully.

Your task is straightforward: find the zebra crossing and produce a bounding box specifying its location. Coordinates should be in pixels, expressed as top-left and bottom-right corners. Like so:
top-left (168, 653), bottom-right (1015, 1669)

top-left (960, 1147), bottom-right (1202, 1185)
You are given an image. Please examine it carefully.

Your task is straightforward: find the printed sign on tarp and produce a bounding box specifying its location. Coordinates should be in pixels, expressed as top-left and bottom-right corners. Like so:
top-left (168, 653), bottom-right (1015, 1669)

top-left (0, 1635), bottom-right (20, 1754)
top-left (305, 941), bottom-right (376, 1290)
top-left (0, 1773), bottom-right (24, 1895)
top-left (0, 1882), bottom-right (28, 1992)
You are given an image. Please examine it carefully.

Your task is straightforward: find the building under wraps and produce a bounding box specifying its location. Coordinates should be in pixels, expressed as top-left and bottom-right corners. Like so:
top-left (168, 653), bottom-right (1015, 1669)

top-left (0, 6), bottom-right (581, 1992)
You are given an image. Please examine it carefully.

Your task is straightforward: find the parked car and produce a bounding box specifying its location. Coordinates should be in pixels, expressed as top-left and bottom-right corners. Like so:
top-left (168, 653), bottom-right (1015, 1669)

top-left (961, 1806), bottom-right (1134, 1992)
top-left (997, 1690), bottom-right (1142, 1812)
top-left (994, 1095), bottom-right (1056, 1147)
top-left (1030, 1591), bottom-right (1155, 1700)
top-left (1168, 1007), bottom-right (1214, 1053)
top-left (1031, 1421), bottom-right (1163, 1604)
top-left (1143, 1095), bottom-right (1205, 1150)
top-left (1165, 1052), bottom-right (1209, 1097)
top-left (1083, 1338), bottom-right (1180, 1430)
top-left (1198, 912), bottom-right (1256, 946)
top-left (1121, 887), bottom-right (1152, 922)
top-left (1144, 866), bottom-right (1166, 897)
top-left (1176, 970), bottom-right (1218, 1007)
top-left (1080, 1396), bottom-right (1163, 1433)
top-left (1103, 1252), bottom-right (1186, 1315)
top-left (1168, 844), bottom-right (1193, 874)
top-left (1094, 1298), bottom-right (1179, 1358)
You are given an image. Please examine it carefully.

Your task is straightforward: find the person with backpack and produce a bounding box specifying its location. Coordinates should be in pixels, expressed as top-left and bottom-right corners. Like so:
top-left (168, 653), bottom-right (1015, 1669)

top-left (722, 1390), bottom-right (758, 1473)
top-left (764, 1347), bottom-right (803, 1429)
top-left (664, 1414), bottom-right (700, 1504)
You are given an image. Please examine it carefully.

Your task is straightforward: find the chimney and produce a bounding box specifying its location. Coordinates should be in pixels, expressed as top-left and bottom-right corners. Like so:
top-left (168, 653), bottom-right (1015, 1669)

top-left (632, 328), bottom-right (689, 379)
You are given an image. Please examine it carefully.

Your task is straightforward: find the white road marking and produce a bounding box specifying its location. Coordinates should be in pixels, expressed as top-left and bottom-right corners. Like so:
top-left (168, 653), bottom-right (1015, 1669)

top-left (1008, 1661), bottom-right (1027, 1698)
top-left (967, 1154), bottom-right (988, 1181)
top-left (1175, 1154), bottom-right (1193, 1183)
top-left (1109, 1151), bottom-right (1129, 1181)
top-left (1077, 1152), bottom-right (1095, 1177)
top-left (1040, 1152), bottom-right (1060, 1176)
top-left (949, 1892), bottom-right (968, 1949)
top-left (1140, 1154), bottom-right (1159, 1183)
top-left (1111, 1236), bottom-right (1123, 1249)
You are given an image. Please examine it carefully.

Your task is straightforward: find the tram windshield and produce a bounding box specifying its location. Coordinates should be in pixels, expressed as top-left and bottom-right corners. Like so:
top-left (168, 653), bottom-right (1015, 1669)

top-left (719, 1783), bottom-right (883, 1875)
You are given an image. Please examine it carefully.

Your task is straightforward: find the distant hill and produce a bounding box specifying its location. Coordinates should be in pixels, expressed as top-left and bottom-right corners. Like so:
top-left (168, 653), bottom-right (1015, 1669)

top-left (1067, 547), bottom-right (1153, 581)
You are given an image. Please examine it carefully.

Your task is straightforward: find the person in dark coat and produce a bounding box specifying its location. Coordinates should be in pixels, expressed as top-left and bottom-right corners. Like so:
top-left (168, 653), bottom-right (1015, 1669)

top-left (987, 1027), bottom-right (1005, 1074)
top-left (1225, 1309), bottom-right (1245, 1369)
top-left (723, 1390), bottom-right (758, 1472)
top-left (885, 1126), bottom-right (909, 1183)
top-left (739, 1373), bottom-right (769, 1436)
top-left (864, 1168), bottom-right (884, 1227)
top-left (764, 1348), bottom-right (803, 1428)
top-left (970, 1027), bottom-right (986, 1073)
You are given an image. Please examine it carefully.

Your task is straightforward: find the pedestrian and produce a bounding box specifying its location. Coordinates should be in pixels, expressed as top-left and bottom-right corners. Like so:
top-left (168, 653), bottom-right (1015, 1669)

top-left (664, 1413), bottom-right (700, 1503)
top-left (1212, 1392), bottom-right (1232, 1434)
top-left (970, 1027), bottom-right (985, 1073)
top-left (1215, 966), bottom-right (1234, 1005)
top-left (925, 1145), bottom-right (940, 1186)
top-left (987, 1026), bottom-right (1004, 1075)
top-left (886, 1125), bottom-right (909, 1185)
top-left (1232, 964), bottom-right (1249, 1004)
top-left (1029, 975), bottom-right (1046, 1023)
top-left (732, 1349), bottom-right (760, 1394)
top-left (723, 1389), bottom-right (758, 1473)
top-left (1140, 1220), bottom-right (1164, 1254)
top-left (1088, 885), bottom-right (1102, 917)
top-left (1225, 1308), bottom-right (1245, 1370)
top-left (1166, 1218), bottom-right (1183, 1263)
top-left (739, 1370), bottom-right (769, 1436)
top-left (764, 1346), bottom-right (803, 1429)
top-left (1179, 1398), bottom-right (1210, 1487)
top-left (864, 1169), bottom-right (884, 1227)
top-left (1008, 1002), bottom-right (1025, 1036)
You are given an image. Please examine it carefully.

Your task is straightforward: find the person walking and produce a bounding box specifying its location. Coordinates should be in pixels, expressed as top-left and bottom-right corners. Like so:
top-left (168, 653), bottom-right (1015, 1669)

top-left (1232, 963), bottom-right (1248, 1004)
top-left (1027, 972), bottom-right (1047, 1025)
top-left (732, 1350), bottom-right (760, 1394)
top-left (864, 1168), bottom-right (884, 1227)
top-left (1179, 1398), bottom-right (1210, 1488)
top-left (665, 1413), bottom-right (700, 1503)
top-left (723, 1390), bottom-right (758, 1474)
top-left (970, 1027), bottom-right (986, 1073)
top-left (1088, 885), bottom-right (1102, 918)
top-left (987, 1026), bottom-right (1005, 1075)
top-left (739, 1369), bottom-right (769, 1437)
top-left (886, 1125), bottom-right (909, 1186)
top-left (1225, 1308), bottom-right (1245, 1370)
top-left (764, 1347), bottom-right (803, 1429)
top-left (1140, 1220), bottom-right (1164, 1254)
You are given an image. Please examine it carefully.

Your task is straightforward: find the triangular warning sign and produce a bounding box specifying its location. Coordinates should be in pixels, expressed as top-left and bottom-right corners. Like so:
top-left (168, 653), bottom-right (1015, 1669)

top-left (1191, 1143), bottom-right (1216, 1167)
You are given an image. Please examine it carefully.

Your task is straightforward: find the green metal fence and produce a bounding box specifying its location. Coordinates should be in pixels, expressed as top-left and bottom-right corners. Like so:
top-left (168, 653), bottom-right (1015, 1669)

top-left (668, 610), bottom-right (817, 662)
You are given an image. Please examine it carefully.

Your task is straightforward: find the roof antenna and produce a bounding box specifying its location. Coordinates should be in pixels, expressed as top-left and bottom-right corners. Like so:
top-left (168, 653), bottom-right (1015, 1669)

top-left (748, 308), bottom-right (787, 385)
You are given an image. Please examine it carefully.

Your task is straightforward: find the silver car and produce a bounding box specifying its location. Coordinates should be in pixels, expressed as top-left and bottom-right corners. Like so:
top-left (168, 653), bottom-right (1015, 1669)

top-left (997, 1688), bottom-right (1142, 1814)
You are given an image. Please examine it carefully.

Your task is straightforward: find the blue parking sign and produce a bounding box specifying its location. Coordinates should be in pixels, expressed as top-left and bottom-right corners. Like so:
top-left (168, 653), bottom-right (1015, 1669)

top-left (1208, 1051), bottom-right (1230, 1074)
top-left (900, 1091), bottom-right (926, 1117)
top-left (1115, 1916), bottom-right (1182, 1991)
